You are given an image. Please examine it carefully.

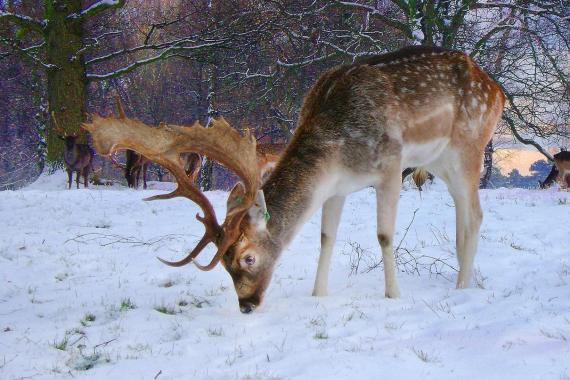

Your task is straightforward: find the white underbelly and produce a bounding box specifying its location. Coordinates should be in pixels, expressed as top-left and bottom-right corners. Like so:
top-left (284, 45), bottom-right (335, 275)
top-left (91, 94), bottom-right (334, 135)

top-left (402, 137), bottom-right (450, 168)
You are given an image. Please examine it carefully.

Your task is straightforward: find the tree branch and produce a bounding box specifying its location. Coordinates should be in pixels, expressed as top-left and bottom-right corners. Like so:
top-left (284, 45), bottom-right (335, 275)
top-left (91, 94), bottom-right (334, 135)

top-left (86, 40), bottom-right (227, 81)
top-left (502, 115), bottom-right (553, 162)
top-left (68, 0), bottom-right (126, 20)
top-left (334, 1), bottom-right (413, 39)
top-left (0, 11), bottom-right (45, 34)
top-left (0, 38), bottom-right (54, 69)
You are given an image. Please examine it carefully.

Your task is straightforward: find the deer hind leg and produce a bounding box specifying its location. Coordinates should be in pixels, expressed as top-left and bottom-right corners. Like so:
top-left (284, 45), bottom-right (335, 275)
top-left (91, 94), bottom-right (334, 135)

top-left (313, 196), bottom-right (345, 297)
top-left (134, 167), bottom-right (141, 188)
top-left (142, 163), bottom-right (148, 189)
top-left (375, 163), bottom-right (402, 298)
top-left (83, 166), bottom-right (90, 188)
top-left (75, 170), bottom-right (81, 189)
top-left (441, 159), bottom-right (483, 289)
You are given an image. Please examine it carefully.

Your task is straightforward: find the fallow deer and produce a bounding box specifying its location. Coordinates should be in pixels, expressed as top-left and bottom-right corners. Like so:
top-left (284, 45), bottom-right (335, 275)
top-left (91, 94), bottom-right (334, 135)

top-left (83, 46), bottom-right (505, 313)
top-left (540, 151), bottom-right (570, 189)
top-left (181, 152), bottom-right (202, 183)
top-left (111, 96), bottom-right (150, 189)
top-left (124, 149), bottom-right (150, 189)
top-left (51, 112), bottom-right (94, 189)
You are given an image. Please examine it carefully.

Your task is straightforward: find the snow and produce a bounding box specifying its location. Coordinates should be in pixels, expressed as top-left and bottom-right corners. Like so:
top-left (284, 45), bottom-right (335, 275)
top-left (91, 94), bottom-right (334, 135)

top-left (1, 171), bottom-right (569, 379)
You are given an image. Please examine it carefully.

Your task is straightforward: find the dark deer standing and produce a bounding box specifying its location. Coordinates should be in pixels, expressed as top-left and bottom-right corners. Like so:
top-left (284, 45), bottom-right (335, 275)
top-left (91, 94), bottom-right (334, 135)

top-left (51, 112), bottom-right (94, 189)
top-left (181, 152), bottom-right (202, 183)
top-left (125, 150), bottom-right (149, 189)
top-left (84, 46), bottom-right (505, 313)
top-left (540, 151), bottom-right (570, 189)
top-left (112, 97), bottom-right (202, 189)
top-left (112, 97), bottom-right (150, 189)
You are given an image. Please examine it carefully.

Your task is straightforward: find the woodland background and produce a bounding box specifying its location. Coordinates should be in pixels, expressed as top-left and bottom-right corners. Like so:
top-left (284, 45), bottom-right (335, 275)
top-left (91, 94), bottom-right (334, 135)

top-left (1, 0), bottom-right (568, 190)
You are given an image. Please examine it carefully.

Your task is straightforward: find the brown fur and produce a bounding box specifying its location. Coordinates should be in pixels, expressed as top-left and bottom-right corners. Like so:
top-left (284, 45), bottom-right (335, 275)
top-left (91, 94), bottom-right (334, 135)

top-left (256, 142), bottom-right (286, 180)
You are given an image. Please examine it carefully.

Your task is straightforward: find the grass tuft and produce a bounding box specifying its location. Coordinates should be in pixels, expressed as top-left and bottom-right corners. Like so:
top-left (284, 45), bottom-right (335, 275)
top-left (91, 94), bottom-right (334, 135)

top-left (120, 298), bottom-right (136, 311)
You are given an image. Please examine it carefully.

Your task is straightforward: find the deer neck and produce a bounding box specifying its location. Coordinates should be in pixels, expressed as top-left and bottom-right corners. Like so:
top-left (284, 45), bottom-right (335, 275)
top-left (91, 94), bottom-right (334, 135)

top-left (261, 139), bottom-right (334, 249)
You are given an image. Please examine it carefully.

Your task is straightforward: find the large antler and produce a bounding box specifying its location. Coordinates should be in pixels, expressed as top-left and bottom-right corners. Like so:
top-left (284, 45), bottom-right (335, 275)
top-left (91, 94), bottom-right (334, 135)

top-left (82, 111), bottom-right (259, 270)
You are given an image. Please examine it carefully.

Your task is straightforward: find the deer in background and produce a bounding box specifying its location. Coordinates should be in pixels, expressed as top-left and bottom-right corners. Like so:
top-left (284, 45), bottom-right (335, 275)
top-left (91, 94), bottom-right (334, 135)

top-left (51, 112), bottom-right (94, 189)
top-left (539, 151), bottom-right (570, 189)
top-left (181, 152), bottom-right (202, 183)
top-left (125, 150), bottom-right (150, 189)
top-left (84, 46), bottom-right (505, 313)
top-left (111, 97), bottom-right (202, 188)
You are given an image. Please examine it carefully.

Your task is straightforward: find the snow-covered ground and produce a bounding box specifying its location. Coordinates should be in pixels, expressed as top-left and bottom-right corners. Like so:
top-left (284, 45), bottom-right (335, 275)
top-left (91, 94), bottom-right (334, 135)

top-left (1, 172), bottom-right (569, 380)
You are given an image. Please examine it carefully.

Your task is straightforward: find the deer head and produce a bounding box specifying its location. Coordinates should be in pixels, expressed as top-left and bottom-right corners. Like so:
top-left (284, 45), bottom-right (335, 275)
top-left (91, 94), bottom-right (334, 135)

top-left (82, 110), bottom-right (276, 313)
top-left (51, 111), bottom-right (79, 147)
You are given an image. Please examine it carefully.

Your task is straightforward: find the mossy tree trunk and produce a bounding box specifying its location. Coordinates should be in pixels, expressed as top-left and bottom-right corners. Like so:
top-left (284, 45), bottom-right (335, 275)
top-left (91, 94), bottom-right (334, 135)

top-left (44, 0), bottom-right (87, 163)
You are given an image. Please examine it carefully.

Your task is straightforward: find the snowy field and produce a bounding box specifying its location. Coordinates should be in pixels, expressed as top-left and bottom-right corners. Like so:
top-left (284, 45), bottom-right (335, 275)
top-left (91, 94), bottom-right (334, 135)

top-left (1, 172), bottom-right (569, 380)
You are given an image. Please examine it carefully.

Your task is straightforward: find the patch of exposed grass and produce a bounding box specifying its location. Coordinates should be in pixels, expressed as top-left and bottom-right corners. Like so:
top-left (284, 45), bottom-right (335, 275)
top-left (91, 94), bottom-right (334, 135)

top-left (52, 337), bottom-right (68, 351)
top-left (411, 347), bottom-right (440, 363)
top-left (119, 298), bottom-right (136, 311)
top-left (81, 313), bottom-right (96, 326)
top-left (154, 305), bottom-right (177, 315)
top-left (313, 331), bottom-right (328, 340)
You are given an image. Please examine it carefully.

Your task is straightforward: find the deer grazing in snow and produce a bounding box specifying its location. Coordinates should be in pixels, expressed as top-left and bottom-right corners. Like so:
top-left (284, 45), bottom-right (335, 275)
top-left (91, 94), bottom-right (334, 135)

top-left (51, 112), bottom-right (94, 189)
top-left (539, 151), bottom-right (570, 189)
top-left (84, 46), bottom-right (505, 313)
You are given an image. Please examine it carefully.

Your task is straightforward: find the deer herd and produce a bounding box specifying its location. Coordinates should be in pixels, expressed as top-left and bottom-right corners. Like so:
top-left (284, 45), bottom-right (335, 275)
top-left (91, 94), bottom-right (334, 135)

top-left (50, 46), bottom-right (566, 313)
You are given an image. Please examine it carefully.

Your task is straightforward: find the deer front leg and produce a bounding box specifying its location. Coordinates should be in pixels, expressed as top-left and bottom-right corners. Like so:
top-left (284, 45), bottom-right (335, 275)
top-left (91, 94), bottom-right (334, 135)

top-left (75, 170), bottom-right (81, 189)
top-left (67, 168), bottom-right (72, 189)
top-left (142, 163), bottom-right (148, 189)
top-left (376, 165), bottom-right (402, 299)
top-left (312, 196), bottom-right (345, 297)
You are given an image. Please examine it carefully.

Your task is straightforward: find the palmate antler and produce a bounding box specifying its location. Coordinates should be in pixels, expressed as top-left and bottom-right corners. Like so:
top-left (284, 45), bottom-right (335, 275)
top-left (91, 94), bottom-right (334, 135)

top-left (82, 109), bottom-right (259, 271)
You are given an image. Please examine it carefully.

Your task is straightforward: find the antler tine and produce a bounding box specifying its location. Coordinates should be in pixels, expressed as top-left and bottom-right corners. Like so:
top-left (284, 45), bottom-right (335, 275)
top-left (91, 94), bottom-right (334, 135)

top-left (114, 95), bottom-right (126, 119)
top-left (51, 111), bottom-right (66, 137)
top-left (82, 113), bottom-right (259, 270)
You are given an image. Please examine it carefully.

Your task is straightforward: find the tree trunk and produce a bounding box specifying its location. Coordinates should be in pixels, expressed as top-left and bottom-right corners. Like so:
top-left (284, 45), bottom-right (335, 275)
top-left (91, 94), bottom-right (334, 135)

top-left (200, 64), bottom-right (217, 191)
top-left (480, 139), bottom-right (493, 189)
top-left (44, 0), bottom-right (87, 163)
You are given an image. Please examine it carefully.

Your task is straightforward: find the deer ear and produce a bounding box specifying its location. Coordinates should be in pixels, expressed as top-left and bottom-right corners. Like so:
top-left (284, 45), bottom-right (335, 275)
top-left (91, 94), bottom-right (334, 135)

top-left (228, 184), bottom-right (268, 230)
top-left (227, 182), bottom-right (247, 212)
top-left (248, 190), bottom-right (268, 230)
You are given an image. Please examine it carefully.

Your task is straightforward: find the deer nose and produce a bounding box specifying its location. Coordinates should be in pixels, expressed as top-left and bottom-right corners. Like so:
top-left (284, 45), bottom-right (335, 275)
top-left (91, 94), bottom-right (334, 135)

top-left (239, 301), bottom-right (256, 314)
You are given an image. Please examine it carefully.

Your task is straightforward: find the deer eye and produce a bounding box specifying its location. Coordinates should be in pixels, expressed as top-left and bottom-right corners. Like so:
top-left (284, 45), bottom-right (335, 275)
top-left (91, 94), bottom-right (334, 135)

top-left (244, 255), bottom-right (256, 265)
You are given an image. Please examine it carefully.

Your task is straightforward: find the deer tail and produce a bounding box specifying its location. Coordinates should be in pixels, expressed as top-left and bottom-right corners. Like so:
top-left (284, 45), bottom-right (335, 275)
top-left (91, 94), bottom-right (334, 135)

top-left (412, 168), bottom-right (428, 190)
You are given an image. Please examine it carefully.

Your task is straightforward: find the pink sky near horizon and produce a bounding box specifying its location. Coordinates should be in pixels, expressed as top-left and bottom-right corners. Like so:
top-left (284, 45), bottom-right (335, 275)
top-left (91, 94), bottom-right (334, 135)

top-left (494, 149), bottom-right (550, 176)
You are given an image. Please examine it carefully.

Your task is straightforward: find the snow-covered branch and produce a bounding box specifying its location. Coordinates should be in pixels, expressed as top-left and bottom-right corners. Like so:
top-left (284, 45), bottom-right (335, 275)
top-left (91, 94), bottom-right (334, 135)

top-left (473, 2), bottom-right (569, 20)
top-left (0, 38), bottom-right (55, 70)
top-left (0, 11), bottom-right (45, 33)
top-left (86, 40), bottom-right (227, 80)
top-left (68, 0), bottom-right (126, 20)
